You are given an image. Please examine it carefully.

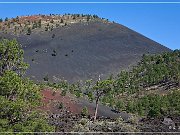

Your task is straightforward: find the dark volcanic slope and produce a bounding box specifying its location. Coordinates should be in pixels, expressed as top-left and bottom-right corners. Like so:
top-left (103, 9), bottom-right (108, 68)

top-left (0, 21), bottom-right (171, 82)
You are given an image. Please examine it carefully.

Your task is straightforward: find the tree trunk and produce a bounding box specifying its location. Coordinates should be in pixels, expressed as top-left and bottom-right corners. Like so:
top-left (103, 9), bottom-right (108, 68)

top-left (94, 97), bottom-right (99, 121)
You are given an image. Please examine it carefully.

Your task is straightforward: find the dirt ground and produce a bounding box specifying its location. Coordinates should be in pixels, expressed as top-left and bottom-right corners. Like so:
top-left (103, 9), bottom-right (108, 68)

top-left (39, 88), bottom-right (130, 120)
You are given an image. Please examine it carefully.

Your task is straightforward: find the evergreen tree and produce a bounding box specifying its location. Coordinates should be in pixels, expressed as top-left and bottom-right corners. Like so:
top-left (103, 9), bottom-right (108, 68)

top-left (0, 39), bottom-right (55, 132)
top-left (0, 39), bottom-right (28, 76)
top-left (87, 78), bottom-right (113, 121)
top-left (5, 17), bottom-right (8, 22)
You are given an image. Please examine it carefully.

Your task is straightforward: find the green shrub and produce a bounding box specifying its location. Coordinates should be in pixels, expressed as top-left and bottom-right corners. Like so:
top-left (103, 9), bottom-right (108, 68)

top-left (61, 89), bottom-right (66, 96)
top-left (43, 75), bottom-right (49, 82)
top-left (81, 106), bottom-right (89, 117)
top-left (116, 100), bottom-right (125, 111)
top-left (58, 102), bottom-right (64, 109)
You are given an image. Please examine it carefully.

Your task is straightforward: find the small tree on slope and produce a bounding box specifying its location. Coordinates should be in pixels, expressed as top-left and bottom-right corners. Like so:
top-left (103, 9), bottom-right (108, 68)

top-left (87, 76), bottom-right (113, 121)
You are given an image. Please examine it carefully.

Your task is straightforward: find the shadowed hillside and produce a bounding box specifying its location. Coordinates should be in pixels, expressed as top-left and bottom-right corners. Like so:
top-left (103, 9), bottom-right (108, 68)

top-left (0, 14), bottom-right (171, 82)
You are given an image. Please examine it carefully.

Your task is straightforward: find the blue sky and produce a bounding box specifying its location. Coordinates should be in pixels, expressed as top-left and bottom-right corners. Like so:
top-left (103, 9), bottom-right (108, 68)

top-left (0, 1), bottom-right (179, 50)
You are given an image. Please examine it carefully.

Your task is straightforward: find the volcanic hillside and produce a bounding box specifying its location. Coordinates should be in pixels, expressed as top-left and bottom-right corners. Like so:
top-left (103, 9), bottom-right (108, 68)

top-left (0, 14), bottom-right (171, 82)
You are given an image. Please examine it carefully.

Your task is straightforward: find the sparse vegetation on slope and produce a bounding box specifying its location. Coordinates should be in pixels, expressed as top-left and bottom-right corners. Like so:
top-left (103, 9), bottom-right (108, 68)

top-left (0, 14), bottom-right (108, 35)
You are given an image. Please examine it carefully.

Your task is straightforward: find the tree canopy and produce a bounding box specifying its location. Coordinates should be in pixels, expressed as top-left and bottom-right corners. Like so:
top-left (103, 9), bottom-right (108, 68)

top-left (0, 39), bottom-right (28, 76)
top-left (0, 39), bottom-right (54, 132)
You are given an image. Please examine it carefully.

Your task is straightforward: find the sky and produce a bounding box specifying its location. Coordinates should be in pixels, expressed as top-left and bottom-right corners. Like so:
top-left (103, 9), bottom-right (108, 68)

top-left (0, 1), bottom-right (180, 50)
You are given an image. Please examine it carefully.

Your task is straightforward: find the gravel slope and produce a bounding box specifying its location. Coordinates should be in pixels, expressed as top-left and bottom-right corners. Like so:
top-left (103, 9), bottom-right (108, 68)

top-left (0, 21), bottom-right (171, 82)
top-left (40, 89), bottom-right (130, 120)
top-left (77, 97), bottom-right (130, 120)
